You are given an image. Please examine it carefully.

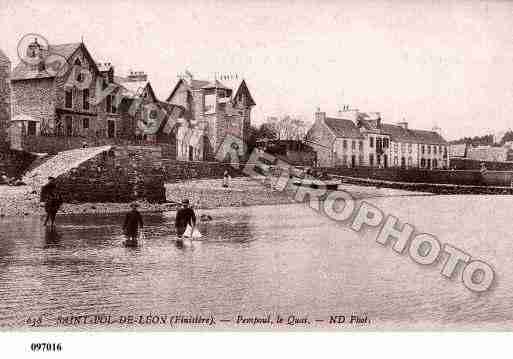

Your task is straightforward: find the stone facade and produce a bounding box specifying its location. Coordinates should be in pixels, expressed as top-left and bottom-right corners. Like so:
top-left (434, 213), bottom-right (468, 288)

top-left (167, 75), bottom-right (255, 161)
top-left (304, 111), bottom-right (336, 167)
top-left (0, 49), bottom-right (10, 144)
top-left (306, 108), bottom-right (449, 169)
top-left (47, 146), bottom-right (166, 203)
top-left (9, 41), bottom-right (149, 152)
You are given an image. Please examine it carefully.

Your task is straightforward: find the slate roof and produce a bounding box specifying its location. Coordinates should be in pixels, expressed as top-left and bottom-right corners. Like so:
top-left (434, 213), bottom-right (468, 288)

top-left (11, 42), bottom-right (100, 81)
top-left (166, 77), bottom-right (254, 105)
top-left (323, 116), bottom-right (447, 144)
top-left (324, 117), bottom-right (364, 139)
top-left (121, 80), bottom-right (148, 97)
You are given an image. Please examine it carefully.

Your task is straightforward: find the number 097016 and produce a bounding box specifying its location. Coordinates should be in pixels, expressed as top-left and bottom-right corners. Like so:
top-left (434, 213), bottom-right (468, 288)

top-left (30, 343), bottom-right (62, 352)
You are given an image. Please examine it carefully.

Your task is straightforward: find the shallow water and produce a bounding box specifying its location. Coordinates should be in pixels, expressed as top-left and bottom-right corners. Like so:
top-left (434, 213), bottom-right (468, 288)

top-left (0, 196), bottom-right (512, 330)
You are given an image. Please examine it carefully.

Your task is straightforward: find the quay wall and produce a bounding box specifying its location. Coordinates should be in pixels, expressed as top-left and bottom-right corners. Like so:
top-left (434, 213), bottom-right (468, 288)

top-left (319, 166), bottom-right (486, 186)
top-left (46, 146), bottom-right (166, 203)
top-left (0, 144), bottom-right (37, 178)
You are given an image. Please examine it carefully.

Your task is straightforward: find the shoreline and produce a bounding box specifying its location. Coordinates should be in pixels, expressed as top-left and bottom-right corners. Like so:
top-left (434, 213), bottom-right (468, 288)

top-left (0, 177), bottom-right (440, 218)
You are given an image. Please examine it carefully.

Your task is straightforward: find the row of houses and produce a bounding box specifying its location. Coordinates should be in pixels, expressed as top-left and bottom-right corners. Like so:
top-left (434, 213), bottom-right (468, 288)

top-left (0, 39), bottom-right (255, 161)
top-left (305, 108), bottom-right (449, 169)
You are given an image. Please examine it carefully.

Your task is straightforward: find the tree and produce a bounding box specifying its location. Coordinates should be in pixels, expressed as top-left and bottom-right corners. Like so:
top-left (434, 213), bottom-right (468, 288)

top-left (263, 115), bottom-right (309, 141)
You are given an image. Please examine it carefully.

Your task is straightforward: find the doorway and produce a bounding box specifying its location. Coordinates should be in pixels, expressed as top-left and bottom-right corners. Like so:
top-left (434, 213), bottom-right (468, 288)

top-left (107, 120), bottom-right (115, 138)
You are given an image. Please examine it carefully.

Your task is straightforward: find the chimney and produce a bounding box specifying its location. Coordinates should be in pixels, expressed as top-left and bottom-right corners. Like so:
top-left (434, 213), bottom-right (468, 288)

top-left (315, 107), bottom-right (326, 123)
top-left (432, 125), bottom-right (442, 136)
top-left (337, 105), bottom-right (359, 123)
top-left (126, 70), bottom-right (148, 82)
top-left (398, 121), bottom-right (408, 130)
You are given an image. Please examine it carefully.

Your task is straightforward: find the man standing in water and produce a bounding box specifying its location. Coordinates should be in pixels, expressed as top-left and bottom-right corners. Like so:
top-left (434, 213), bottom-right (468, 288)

top-left (175, 198), bottom-right (196, 239)
top-left (41, 176), bottom-right (63, 227)
top-left (123, 203), bottom-right (144, 245)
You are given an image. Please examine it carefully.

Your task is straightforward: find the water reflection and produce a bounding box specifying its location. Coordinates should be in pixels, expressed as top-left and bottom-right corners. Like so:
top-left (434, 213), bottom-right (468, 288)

top-left (0, 199), bottom-right (511, 329)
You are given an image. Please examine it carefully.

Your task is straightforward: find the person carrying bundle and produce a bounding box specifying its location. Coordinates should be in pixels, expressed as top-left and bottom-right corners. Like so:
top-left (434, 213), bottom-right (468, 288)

top-left (175, 198), bottom-right (196, 239)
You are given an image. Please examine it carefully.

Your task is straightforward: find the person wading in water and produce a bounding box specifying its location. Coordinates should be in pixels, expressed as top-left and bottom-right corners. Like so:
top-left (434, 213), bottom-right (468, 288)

top-left (41, 176), bottom-right (63, 227)
top-left (175, 198), bottom-right (196, 240)
top-left (123, 203), bottom-right (144, 246)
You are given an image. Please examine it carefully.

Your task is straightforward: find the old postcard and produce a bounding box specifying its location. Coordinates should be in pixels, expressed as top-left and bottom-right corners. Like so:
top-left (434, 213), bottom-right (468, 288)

top-left (0, 0), bottom-right (511, 350)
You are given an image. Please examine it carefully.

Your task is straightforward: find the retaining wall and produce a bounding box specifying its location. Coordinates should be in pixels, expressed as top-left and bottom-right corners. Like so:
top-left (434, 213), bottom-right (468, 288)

top-left (46, 145), bottom-right (166, 203)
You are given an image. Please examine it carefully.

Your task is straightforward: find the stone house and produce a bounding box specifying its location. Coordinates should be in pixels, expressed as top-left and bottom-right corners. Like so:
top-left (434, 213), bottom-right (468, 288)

top-left (115, 70), bottom-right (184, 157)
top-left (9, 40), bottom-right (127, 152)
top-left (166, 73), bottom-right (255, 161)
top-left (0, 48), bottom-right (10, 145)
top-left (306, 108), bottom-right (448, 169)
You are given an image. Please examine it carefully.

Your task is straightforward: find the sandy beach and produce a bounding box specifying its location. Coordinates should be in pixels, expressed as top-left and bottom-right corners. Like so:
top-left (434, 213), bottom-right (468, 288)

top-left (0, 177), bottom-right (429, 218)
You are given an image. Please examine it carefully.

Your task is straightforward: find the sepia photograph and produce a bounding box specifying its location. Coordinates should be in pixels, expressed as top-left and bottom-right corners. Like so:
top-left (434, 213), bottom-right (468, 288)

top-left (1, 1), bottom-right (512, 350)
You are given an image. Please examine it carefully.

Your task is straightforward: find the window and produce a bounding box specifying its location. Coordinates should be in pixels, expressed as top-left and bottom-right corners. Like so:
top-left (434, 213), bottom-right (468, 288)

top-left (421, 145), bottom-right (425, 154)
top-left (343, 139), bottom-right (347, 149)
top-left (342, 154), bottom-right (348, 166)
top-left (369, 154), bottom-right (374, 166)
top-left (106, 95), bottom-right (117, 114)
top-left (27, 121), bottom-right (37, 136)
top-left (401, 143), bottom-right (406, 152)
top-left (106, 95), bottom-right (111, 113)
top-left (394, 143), bottom-right (398, 153)
top-left (427, 145), bottom-right (431, 155)
top-left (408, 143), bottom-right (412, 153)
top-left (394, 156), bottom-right (398, 166)
top-left (65, 90), bottom-right (73, 108)
top-left (408, 157), bottom-right (412, 167)
top-left (83, 117), bottom-right (90, 129)
top-left (434, 146), bottom-right (437, 155)
top-left (433, 159), bottom-right (438, 168)
top-left (359, 154), bottom-right (364, 164)
top-left (359, 140), bottom-right (363, 151)
top-left (83, 89), bottom-right (89, 110)
top-left (383, 138), bottom-right (389, 148)
top-left (351, 140), bottom-right (356, 150)
top-left (376, 138), bottom-right (382, 152)
top-left (370, 137), bottom-right (374, 148)
top-left (421, 158), bottom-right (426, 168)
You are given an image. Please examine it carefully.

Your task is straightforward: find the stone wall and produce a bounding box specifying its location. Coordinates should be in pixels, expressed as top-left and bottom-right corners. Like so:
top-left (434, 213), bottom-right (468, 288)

top-left (11, 77), bottom-right (55, 127)
top-left (0, 50), bottom-right (10, 145)
top-left (450, 157), bottom-right (513, 171)
top-left (162, 159), bottom-right (246, 182)
top-left (321, 166), bottom-right (486, 186)
top-left (305, 117), bottom-right (335, 167)
top-left (47, 145), bottom-right (166, 203)
top-left (0, 145), bottom-right (37, 178)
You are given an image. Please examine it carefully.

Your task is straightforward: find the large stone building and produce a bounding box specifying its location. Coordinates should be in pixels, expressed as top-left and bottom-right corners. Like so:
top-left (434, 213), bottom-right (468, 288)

top-left (306, 108), bottom-right (448, 169)
top-left (9, 39), bottom-right (182, 154)
top-left (10, 40), bottom-right (123, 149)
top-left (166, 73), bottom-right (255, 161)
top-left (0, 48), bottom-right (10, 145)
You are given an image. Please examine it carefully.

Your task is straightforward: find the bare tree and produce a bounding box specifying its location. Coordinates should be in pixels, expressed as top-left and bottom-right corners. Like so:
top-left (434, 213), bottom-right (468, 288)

top-left (264, 115), bottom-right (309, 141)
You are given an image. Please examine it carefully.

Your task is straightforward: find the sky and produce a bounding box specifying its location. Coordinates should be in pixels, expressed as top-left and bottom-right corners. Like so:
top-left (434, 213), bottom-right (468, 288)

top-left (1, 0), bottom-right (513, 140)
